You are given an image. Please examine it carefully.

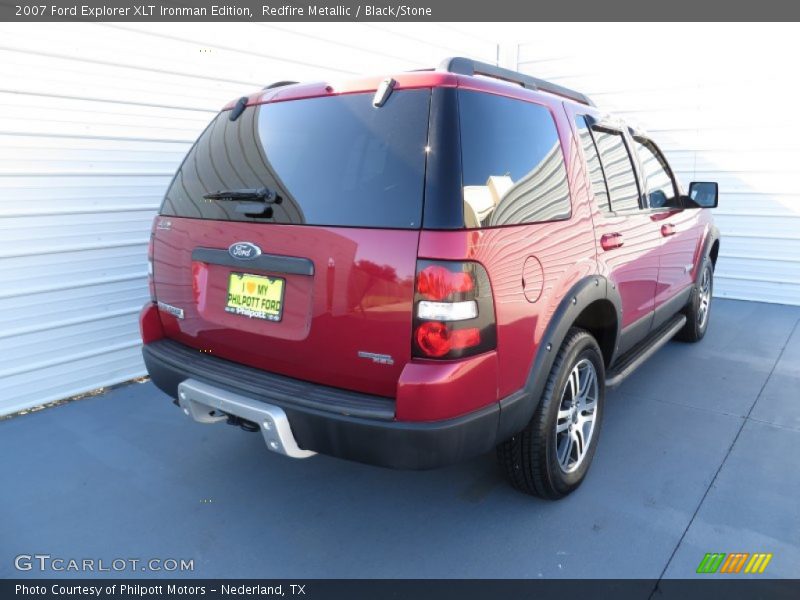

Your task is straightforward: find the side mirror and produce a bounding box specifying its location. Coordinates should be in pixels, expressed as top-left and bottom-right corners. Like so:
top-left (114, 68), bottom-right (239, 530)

top-left (649, 189), bottom-right (667, 208)
top-left (685, 182), bottom-right (718, 209)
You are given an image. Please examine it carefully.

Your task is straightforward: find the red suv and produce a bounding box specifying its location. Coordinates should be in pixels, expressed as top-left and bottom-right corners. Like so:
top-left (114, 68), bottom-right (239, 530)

top-left (140, 58), bottom-right (720, 498)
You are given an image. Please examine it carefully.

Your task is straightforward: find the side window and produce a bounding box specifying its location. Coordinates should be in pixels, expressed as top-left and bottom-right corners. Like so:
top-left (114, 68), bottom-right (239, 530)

top-left (458, 90), bottom-right (571, 227)
top-left (591, 129), bottom-right (641, 212)
top-left (575, 116), bottom-right (611, 212)
top-left (634, 139), bottom-right (679, 208)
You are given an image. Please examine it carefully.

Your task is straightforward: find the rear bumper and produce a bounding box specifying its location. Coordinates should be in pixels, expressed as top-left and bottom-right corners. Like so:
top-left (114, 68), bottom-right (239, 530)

top-left (143, 339), bottom-right (503, 469)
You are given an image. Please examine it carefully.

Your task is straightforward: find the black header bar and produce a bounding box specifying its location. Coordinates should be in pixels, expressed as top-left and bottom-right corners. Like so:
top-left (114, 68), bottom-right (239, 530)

top-left (2, 0), bottom-right (800, 21)
top-left (5, 579), bottom-right (800, 600)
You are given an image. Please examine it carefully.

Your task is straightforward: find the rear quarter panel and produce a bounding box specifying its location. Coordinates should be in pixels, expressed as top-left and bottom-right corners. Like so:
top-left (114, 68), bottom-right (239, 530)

top-left (417, 96), bottom-right (598, 400)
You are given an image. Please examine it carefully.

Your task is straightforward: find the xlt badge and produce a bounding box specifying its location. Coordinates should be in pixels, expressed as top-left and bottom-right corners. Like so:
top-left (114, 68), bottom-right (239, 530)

top-left (357, 351), bottom-right (394, 366)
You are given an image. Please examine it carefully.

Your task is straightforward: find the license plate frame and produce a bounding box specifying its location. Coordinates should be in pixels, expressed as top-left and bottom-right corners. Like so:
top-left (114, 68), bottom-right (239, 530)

top-left (225, 272), bottom-right (285, 322)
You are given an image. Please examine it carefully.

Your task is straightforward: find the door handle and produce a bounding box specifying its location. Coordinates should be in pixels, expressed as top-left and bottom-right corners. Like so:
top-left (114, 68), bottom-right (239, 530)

top-left (600, 232), bottom-right (624, 251)
top-left (661, 223), bottom-right (676, 237)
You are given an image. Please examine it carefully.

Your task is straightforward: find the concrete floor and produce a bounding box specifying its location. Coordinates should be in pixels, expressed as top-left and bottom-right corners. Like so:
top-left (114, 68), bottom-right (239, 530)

top-left (1, 299), bottom-right (798, 579)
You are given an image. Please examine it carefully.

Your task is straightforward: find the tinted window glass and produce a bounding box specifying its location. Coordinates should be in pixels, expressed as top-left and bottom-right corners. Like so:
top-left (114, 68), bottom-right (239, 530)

top-left (634, 139), bottom-right (678, 208)
top-left (458, 90), bottom-right (571, 227)
top-left (575, 116), bottom-right (611, 212)
top-left (160, 90), bottom-right (430, 228)
top-left (592, 130), bottom-right (640, 212)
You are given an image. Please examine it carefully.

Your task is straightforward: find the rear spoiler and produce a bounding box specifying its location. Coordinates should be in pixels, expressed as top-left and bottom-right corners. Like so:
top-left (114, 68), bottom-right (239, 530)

top-left (439, 57), bottom-right (595, 107)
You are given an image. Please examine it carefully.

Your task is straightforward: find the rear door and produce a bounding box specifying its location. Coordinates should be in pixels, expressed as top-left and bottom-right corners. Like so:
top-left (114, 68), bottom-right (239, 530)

top-left (572, 114), bottom-right (661, 355)
top-left (152, 89), bottom-right (431, 398)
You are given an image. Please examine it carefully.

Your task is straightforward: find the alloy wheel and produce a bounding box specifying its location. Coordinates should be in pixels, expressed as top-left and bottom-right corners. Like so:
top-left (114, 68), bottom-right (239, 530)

top-left (555, 358), bottom-right (599, 473)
top-left (697, 267), bottom-right (711, 328)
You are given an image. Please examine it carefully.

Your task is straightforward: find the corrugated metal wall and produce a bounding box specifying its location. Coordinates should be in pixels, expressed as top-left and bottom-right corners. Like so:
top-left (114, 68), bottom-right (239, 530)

top-left (0, 23), bottom-right (496, 415)
top-left (516, 23), bottom-right (800, 306)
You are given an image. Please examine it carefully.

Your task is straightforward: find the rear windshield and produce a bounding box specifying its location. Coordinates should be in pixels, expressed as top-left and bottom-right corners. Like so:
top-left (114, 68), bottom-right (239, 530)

top-left (160, 89), bottom-right (431, 228)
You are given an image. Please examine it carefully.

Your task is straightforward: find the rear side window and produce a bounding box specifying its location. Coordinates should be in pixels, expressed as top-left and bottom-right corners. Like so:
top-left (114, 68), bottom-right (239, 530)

top-left (160, 90), bottom-right (431, 228)
top-left (591, 129), bottom-right (641, 212)
top-left (458, 90), bottom-right (571, 227)
top-left (575, 116), bottom-right (611, 212)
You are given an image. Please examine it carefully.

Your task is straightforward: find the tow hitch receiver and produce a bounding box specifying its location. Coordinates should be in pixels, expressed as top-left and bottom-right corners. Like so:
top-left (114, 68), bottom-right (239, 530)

top-left (177, 379), bottom-right (316, 459)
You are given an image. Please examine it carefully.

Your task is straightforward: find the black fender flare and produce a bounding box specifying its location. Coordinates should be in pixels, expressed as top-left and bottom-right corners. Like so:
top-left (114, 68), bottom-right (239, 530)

top-left (682, 225), bottom-right (720, 313)
top-left (697, 225), bottom-right (720, 284)
top-left (496, 275), bottom-right (622, 443)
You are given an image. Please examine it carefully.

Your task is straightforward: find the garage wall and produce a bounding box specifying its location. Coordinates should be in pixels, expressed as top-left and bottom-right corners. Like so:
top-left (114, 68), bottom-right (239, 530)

top-left (0, 22), bottom-right (496, 415)
top-left (516, 23), bottom-right (800, 307)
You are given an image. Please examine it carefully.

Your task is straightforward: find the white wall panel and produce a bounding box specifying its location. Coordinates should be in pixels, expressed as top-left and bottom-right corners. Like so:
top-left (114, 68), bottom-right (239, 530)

top-left (0, 22), bottom-right (496, 415)
top-left (517, 23), bottom-right (800, 307)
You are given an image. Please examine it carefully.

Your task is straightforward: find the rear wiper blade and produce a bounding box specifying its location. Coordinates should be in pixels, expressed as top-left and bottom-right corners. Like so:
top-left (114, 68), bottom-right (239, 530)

top-left (203, 187), bottom-right (280, 203)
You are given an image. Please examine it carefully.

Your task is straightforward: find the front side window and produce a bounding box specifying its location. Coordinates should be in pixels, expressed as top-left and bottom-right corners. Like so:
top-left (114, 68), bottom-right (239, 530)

top-left (458, 90), bottom-right (571, 227)
top-left (634, 139), bottom-right (679, 208)
top-left (591, 129), bottom-right (641, 212)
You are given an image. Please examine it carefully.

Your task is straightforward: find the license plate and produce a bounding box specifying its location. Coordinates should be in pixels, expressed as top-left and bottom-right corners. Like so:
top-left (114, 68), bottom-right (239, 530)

top-left (225, 272), bottom-right (285, 321)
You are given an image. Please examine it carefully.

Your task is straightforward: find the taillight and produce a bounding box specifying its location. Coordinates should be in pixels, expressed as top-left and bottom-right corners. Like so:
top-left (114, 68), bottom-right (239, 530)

top-left (415, 322), bottom-right (481, 358)
top-left (416, 265), bottom-right (474, 300)
top-left (412, 260), bottom-right (496, 360)
top-left (147, 217), bottom-right (156, 301)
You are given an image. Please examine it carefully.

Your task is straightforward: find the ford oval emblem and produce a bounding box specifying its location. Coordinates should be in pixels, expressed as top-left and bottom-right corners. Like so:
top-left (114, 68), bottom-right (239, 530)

top-left (228, 242), bottom-right (262, 260)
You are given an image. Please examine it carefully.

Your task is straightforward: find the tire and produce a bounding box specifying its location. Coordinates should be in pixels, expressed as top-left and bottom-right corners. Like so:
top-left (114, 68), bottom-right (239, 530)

top-left (497, 328), bottom-right (605, 499)
top-left (676, 261), bottom-right (713, 343)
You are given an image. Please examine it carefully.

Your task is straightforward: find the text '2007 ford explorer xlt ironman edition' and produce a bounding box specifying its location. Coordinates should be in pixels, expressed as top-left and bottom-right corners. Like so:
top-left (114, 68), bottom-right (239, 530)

top-left (140, 58), bottom-right (720, 499)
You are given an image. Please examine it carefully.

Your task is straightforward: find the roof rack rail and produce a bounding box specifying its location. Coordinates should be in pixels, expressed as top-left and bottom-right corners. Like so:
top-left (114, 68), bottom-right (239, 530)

top-left (263, 80), bottom-right (298, 90)
top-left (438, 57), bottom-right (594, 107)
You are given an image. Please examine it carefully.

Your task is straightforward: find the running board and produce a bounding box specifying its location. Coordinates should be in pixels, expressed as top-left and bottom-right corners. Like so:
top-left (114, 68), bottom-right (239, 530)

top-left (606, 314), bottom-right (686, 388)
